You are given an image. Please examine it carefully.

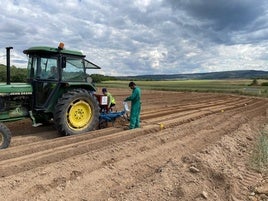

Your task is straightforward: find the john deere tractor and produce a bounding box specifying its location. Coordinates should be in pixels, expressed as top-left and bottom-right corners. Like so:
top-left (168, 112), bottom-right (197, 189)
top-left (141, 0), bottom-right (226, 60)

top-left (0, 43), bottom-right (104, 149)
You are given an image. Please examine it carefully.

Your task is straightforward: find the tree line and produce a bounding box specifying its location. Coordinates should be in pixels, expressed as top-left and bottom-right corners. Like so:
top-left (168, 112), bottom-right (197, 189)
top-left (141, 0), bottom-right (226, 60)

top-left (0, 64), bottom-right (28, 82)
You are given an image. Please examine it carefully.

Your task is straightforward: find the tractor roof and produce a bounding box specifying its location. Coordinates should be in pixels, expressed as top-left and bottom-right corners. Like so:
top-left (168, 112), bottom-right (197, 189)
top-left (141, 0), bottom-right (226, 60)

top-left (23, 46), bottom-right (85, 57)
top-left (23, 43), bottom-right (101, 69)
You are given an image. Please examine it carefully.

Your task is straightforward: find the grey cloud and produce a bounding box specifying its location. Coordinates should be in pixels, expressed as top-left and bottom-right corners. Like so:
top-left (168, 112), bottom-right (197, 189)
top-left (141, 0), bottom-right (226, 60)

top-left (1, 0), bottom-right (268, 75)
top-left (165, 0), bottom-right (268, 45)
top-left (166, 0), bottom-right (265, 30)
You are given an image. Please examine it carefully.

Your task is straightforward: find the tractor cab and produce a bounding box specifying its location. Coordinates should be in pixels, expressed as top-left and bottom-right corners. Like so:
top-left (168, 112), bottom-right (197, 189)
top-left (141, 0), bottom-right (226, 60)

top-left (23, 43), bottom-right (100, 130)
top-left (23, 43), bottom-right (101, 113)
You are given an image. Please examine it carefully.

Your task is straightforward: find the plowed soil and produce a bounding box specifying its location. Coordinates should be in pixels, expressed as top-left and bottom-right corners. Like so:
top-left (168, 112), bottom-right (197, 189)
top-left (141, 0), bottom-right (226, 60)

top-left (1, 88), bottom-right (268, 201)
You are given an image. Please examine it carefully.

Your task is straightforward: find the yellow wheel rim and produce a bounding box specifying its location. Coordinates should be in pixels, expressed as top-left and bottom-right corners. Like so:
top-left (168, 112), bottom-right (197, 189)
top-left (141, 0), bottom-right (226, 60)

top-left (67, 100), bottom-right (92, 129)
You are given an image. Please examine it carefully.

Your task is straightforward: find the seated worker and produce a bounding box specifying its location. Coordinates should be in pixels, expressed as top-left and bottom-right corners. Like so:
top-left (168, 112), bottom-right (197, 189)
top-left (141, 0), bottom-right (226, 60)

top-left (48, 66), bottom-right (58, 79)
top-left (102, 88), bottom-right (116, 111)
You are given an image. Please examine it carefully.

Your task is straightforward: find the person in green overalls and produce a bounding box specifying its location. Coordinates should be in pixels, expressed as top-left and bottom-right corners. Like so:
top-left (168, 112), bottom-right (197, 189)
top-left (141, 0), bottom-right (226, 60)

top-left (124, 81), bottom-right (141, 129)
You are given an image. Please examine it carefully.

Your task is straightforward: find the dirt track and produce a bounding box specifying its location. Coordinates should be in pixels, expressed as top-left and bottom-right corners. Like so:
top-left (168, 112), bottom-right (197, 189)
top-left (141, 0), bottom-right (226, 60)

top-left (0, 88), bottom-right (268, 201)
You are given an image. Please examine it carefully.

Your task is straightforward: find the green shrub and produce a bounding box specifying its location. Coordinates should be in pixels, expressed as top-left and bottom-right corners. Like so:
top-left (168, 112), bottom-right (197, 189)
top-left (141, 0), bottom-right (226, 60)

top-left (261, 82), bottom-right (268, 86)
top-left (249, 79), bottom-right (259, 86)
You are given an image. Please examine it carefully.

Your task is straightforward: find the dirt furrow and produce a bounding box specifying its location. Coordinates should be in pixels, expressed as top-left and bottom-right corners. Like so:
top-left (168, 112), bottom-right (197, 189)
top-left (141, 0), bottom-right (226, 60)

top-left (0, 97), bottom-right (265, 179)
top-left (146, 98), bottom-right (262, 125)
top-left (3, 96), bottom-right (250, 153)
top-left (141, 96), bottom-right (244, 119)
top-left (89, 101), bottom-right (267, 200)
top-left (1, 90), bottom-right (268, 201)
top-left (24, 95), bottom-right (267, 201)
top-left (0, 127), bottom-right (121, 161)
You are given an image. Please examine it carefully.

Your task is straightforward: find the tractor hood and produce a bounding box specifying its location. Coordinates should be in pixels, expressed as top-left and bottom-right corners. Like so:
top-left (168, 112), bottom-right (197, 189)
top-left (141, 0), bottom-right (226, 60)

top-left (0, 83), bottom-right (32, 95)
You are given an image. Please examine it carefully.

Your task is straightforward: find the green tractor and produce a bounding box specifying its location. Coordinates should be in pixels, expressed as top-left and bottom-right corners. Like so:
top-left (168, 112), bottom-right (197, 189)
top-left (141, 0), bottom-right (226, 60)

top-left (0, 43), bottom-right (104, 149)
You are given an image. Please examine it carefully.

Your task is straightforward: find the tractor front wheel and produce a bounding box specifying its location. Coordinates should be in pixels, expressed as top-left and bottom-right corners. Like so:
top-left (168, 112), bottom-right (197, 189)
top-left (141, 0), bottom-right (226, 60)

top-left (0, 123), bottom-right (11, 149)
top-left (54, 89), bottom-right (100, 135)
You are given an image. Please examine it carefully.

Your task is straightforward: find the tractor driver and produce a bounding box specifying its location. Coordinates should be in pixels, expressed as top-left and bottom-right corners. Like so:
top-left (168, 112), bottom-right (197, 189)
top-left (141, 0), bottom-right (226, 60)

top-left (48, 66), bottom-right (58, 79)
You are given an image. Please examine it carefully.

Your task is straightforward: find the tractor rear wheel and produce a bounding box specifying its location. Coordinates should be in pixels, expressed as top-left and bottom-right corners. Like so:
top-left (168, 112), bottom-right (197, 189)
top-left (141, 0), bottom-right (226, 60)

top-left (0, 123), bottom-right (11, 149)
top-left (54, 89), bottom-right (100, 135)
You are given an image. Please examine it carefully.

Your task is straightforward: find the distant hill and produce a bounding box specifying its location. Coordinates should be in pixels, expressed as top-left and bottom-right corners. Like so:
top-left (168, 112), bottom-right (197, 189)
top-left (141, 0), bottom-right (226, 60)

top-left (116, 70), bottom-right (268, 80)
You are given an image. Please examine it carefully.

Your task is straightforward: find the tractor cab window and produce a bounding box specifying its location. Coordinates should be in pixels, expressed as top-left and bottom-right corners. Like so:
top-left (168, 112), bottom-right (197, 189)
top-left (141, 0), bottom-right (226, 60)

top-left (39, 58), bottom-right (58, 80)
top-left (62, 57), bottom-right (85, 81)
top-left (28, 56), bottom-right (58, 80)
top-left (28, 56), bottom-right (59, 80)
top-left (27, 56), bottom-right (35, 79)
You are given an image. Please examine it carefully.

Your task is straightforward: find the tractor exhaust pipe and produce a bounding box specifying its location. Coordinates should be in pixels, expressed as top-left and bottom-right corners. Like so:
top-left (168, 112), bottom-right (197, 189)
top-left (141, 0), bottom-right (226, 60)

top-left (6, 47), bottom-right (13, 85)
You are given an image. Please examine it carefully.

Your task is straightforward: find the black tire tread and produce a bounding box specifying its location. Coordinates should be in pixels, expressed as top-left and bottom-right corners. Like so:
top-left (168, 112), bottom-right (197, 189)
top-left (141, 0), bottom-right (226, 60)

top-left (0, 123), bottom-right (11, 149)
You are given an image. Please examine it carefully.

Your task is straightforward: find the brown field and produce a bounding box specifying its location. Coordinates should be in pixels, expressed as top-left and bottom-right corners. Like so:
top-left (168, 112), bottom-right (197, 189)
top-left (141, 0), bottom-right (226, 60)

top-left (0, 88), bottom-right (268, 201)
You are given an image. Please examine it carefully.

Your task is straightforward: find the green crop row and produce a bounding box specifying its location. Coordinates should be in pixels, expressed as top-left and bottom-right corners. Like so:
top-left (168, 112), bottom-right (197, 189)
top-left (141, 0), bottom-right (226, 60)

top-left (97, 79), bottom-right (268, 97)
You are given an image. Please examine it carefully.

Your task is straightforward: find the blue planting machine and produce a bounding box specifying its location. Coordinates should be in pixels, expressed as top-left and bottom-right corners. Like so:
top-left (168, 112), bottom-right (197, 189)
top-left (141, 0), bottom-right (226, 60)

top-left (98, 101), bottom-right (129, 129)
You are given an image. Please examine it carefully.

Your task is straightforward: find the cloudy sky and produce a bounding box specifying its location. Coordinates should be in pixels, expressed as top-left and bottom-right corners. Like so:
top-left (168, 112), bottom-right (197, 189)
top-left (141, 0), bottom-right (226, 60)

top-left (1, 0), bottom-right (268, 76)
